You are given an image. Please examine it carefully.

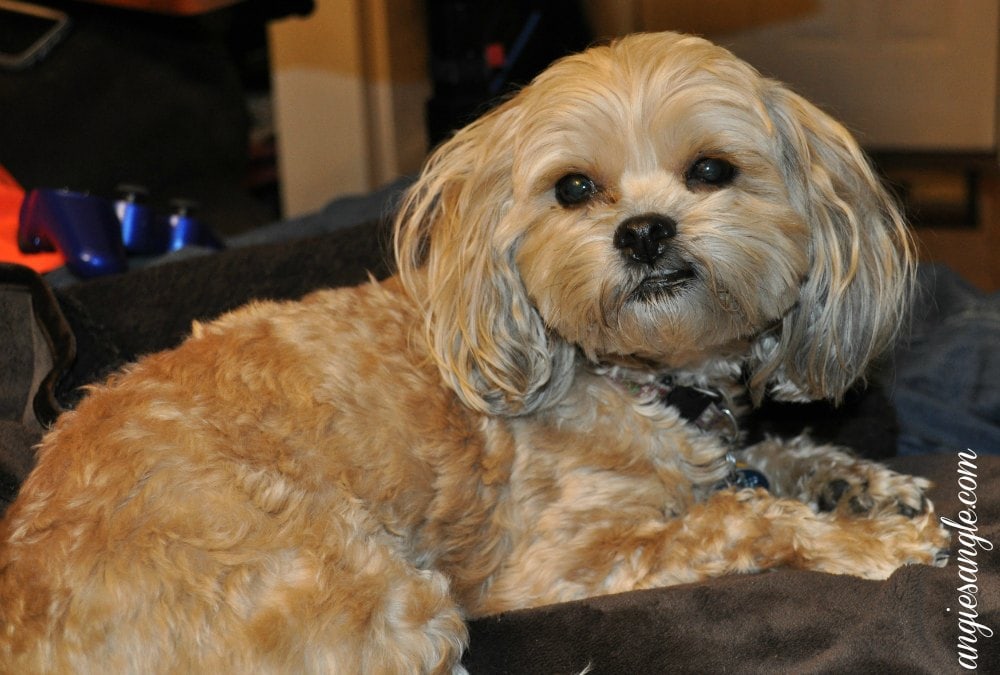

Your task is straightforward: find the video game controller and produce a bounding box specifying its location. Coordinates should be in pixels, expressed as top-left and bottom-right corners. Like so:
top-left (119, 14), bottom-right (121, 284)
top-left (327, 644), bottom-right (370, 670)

top-left (115, 185), bottom-right (161, 255)
top-left (164, 197), bottom-right (222, 253)
top-left (18, 188), bottom-right (128, 278)
top-left (18, 186), bottom-right (222, 278)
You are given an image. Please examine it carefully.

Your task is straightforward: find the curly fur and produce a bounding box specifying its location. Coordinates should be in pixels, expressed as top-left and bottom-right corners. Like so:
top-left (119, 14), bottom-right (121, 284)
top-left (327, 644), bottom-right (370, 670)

top-left (0, 32), bottom-right (944, 673)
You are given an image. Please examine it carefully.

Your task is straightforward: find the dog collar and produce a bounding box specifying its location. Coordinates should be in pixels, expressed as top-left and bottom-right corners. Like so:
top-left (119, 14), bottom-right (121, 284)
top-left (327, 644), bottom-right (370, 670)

top-left (660, 381), bottom-right (740, 449)
top-left (602, 368), bottom-right (740, 447)
top-left (602, 367), bottom-right (769, 491)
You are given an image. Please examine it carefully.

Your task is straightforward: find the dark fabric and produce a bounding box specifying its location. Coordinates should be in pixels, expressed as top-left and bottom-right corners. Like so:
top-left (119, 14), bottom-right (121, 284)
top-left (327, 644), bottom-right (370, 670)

top-left (0, 283), bottom-right (38, 422)
top-left (0, 263), bottom-right (75, 426)
top-left (886, 264), bottom-right (1000, 455)
top-left (746, 384), bottom-right (901, 461)
top-left (465, 453), bottom-right (999, 674)
top-left (0, 263), bottom-right (75, 511)
top-left (0, 220), bottom-right (994, 673)
top-left (0, 423), bottom-right (41, 514)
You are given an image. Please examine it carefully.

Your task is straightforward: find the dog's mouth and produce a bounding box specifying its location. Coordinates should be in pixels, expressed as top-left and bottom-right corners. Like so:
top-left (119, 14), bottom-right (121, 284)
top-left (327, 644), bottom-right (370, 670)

top-left (630, 267), bottom-right (696, 302)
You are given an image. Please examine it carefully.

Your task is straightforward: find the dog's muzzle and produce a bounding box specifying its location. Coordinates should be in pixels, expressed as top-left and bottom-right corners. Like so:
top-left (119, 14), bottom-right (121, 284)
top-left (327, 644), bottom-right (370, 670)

top-left (615, 213), bottom-right (695, 300)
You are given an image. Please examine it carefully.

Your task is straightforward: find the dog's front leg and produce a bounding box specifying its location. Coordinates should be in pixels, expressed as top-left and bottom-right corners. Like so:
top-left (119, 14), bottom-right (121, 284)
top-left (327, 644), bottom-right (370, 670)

top-left (475, 484), bottom-right (949, 615)
top-left (637, 486), bottom-right (950, 584)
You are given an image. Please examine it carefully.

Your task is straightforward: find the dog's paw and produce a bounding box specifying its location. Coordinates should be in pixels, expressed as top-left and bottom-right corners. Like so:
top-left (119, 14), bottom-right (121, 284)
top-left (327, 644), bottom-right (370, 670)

top-left (813, 507), bottom-right (952, 578)
top-left (806, 460), bottom-right (930, 519)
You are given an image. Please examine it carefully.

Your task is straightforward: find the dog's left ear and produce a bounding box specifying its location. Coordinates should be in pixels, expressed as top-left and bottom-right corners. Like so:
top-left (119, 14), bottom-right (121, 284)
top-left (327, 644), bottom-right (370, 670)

top-left (749, 84), bottom-right (915, 402)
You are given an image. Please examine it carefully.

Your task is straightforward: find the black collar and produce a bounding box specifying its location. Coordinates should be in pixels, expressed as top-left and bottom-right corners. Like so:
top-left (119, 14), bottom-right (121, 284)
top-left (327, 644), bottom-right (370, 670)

top-left (602, 368), bottom-right (740, 449)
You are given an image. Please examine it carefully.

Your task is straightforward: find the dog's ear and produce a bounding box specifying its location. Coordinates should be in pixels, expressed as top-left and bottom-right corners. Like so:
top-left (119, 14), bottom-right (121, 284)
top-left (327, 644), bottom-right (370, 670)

top-left (393, 100), bottom-right (575, 416)
top-left (749, 84), bottom-right (915, 402)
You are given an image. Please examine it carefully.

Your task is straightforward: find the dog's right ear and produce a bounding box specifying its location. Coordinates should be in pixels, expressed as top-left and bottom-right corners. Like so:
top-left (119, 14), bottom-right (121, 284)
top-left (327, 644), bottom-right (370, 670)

top-left (393, 100), bottom-right (576, 417)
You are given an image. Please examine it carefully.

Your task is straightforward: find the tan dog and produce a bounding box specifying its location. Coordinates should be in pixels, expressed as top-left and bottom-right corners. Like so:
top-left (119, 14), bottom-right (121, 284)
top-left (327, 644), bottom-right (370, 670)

top-left (0, 32), bottom-right (948, 673)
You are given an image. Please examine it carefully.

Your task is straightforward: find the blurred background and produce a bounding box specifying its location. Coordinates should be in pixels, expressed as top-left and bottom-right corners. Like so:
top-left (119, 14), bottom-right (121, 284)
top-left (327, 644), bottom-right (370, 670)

top-left (2, 0), bottom-right (997, 289)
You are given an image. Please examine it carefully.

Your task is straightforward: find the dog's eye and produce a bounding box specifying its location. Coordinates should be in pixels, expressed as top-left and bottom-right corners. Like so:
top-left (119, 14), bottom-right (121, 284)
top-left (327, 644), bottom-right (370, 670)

top-left (686, 157), bottom-right (736, 187)
top-left (555, 174), bottom-right (597, 206)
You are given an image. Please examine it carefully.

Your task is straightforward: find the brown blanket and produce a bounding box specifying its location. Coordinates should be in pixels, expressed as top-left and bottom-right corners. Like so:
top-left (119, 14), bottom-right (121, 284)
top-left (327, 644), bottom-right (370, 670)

top-left (1, 220), bottom-right (996, 673)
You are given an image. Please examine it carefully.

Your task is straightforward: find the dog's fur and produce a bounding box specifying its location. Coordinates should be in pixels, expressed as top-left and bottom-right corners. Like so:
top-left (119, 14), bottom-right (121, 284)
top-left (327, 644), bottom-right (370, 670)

top-left (0, 32), bottom-right (948, 673)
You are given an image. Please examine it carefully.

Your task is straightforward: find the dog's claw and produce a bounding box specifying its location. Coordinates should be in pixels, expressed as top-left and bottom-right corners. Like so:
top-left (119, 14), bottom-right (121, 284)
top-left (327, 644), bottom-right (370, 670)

top-left (817, 478), bottom-right (850, 512)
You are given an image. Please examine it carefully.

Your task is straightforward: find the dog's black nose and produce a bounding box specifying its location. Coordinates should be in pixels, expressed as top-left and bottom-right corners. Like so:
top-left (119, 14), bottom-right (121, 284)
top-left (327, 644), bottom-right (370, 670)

top-left (613, 214), bottom-right (677, 265)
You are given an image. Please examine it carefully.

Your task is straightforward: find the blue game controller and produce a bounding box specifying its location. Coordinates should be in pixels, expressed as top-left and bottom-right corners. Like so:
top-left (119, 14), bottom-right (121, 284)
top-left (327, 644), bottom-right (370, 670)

top-left (18, 187), bottom-right (222, 278)
top-left (18, 188), bottom-right (128, 278)
top-left (115, 185), bottom-right (161, 255)
top-left (163, 198), bottom-right (220, 253)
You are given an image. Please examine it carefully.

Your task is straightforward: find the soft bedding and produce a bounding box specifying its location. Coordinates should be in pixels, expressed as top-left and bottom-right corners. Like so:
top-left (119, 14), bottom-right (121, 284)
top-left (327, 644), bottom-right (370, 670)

top-left (0, 207), bottom-right (996, 674)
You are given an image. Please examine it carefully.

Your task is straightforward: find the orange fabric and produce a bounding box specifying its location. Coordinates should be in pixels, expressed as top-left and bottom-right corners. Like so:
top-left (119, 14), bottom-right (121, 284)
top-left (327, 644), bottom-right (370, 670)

top-left (0, 167), bottom-right (65, 273)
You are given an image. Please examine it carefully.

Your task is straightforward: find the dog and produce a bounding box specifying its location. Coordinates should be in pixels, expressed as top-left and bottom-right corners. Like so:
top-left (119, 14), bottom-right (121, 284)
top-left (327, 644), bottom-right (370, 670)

top-left (0, 32), bottom-right (948, 673)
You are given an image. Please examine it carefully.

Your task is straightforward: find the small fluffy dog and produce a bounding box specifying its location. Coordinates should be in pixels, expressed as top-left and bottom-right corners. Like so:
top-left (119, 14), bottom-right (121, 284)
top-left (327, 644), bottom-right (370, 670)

top-left (1, 32), bottom-right (948, 673)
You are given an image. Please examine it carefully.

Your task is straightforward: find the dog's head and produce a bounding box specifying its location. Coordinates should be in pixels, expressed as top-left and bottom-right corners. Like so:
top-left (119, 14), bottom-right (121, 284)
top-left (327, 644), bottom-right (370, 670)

top-left (395, 32), bottom-right (914, 416)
